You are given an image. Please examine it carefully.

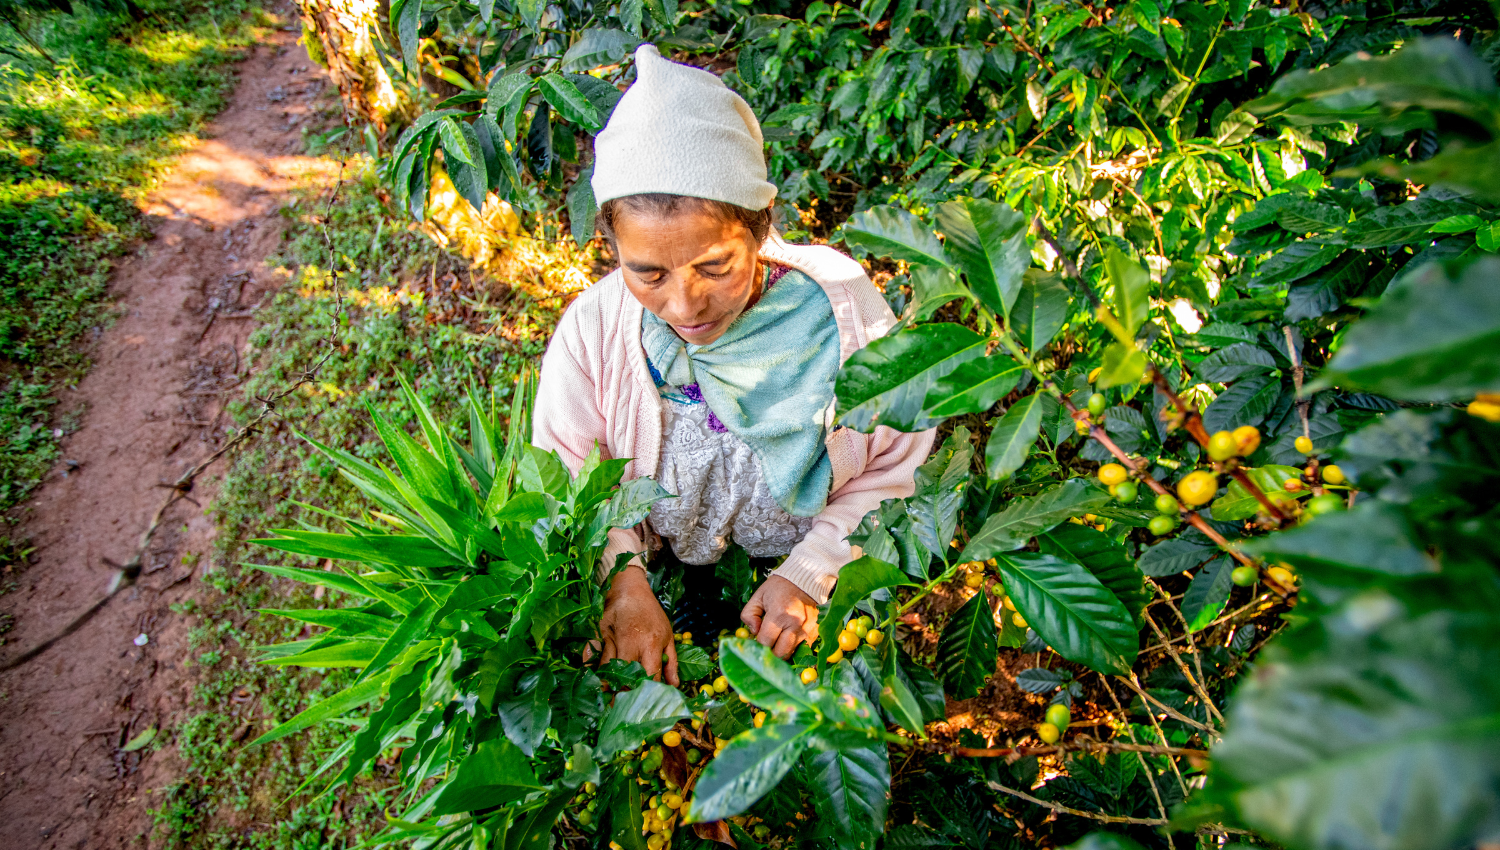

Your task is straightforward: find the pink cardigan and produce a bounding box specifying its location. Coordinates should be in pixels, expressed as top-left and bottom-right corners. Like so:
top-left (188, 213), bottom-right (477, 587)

top-left (532, 235), bottom-right (936, 603)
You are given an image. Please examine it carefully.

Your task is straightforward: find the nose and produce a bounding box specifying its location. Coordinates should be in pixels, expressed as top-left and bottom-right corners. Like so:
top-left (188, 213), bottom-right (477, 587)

top-left (662, 275), bottom-right (710, 325)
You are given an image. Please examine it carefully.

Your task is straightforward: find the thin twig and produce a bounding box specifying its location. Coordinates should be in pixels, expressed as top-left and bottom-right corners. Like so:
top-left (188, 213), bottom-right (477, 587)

top-left (1283, 325), bottom-right (1311, 441)
top-left (1031, 216), bottom-right (1099, 309)
top-left (950, 741), bottom-right (1208, 759)
top-left (988, 781), bottom-right (1168, 826)
top-left (1099, 676), bottom-right (1170, 822)
top-left (1065, 395), bottom-right (1259, 571)
top-left (1113, 673), bottom-right (1218, 737)
top-left (1141, 598), bottom-right (1225, 727)
top-left (1147, 368), bottom-right (1290, 524)
top-left (1124, 671), bottom-right (1194, 797)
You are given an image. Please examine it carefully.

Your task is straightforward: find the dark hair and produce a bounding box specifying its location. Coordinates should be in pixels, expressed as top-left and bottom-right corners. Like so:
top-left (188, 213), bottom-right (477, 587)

top-left (596, 193), bottom-right (775, 247)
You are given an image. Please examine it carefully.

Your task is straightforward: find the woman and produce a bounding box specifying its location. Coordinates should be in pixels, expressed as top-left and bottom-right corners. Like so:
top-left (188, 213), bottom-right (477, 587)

top-left (533, 45), bottom-right (934, 683)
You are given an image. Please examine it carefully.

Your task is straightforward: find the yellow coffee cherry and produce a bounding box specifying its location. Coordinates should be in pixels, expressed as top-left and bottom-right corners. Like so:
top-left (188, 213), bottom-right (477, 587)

top-left (664, 793), bottom-right (683, 809)
top-left (1207, 430), bottom-right (1238, 462)
top-left (1177, 470), bottom-right (1219, 507)
top-left (1284, 478), bottom-right (1304, 492)
top-left (1468, 400), bottom-right (1500, 422)
top-left (699, 685), bottom-right (714, 697)
top-left (1267, 565), bottom-right (1298, 587)
top-left (965, 572), bottom-right (985, 588)
top-left (838, 630), bottom-right (860, 652)
top-left (753, 711), bottom-right (767, 728)
top-left (1233, 425), bottom-right (1261, 456)
top-left (800, 667), bottom-right (818, 685)
top-left (1002, 595), bottom-right (1016, 611)
top-left (827, 649), bottom-right (844, 664)
top-left (1037, 722), bottom-right (1061, 744)
top-left (1322, 464), bottom-right (1346, 485)
top-left (734, 627), bottom-right (751, 639)
top-left (712, 676), bottom-right (729, 694)
top-left (1098, 463), bottom-right (1128, 486)
top-left (1295, 435), bottom-right (1315, 455)
top-left (662, 730), bottom-right (682, 748)
top-left (1012, 612), bottom-right (1028, 628)
top-left (865, 629), bottom-right (885, 646)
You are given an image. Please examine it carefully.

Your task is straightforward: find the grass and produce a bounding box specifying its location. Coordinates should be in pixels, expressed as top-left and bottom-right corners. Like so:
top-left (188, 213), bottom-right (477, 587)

top-left (152, 159), bottom-right (564, 848)
top-left (0, 0), bottom-right (272, 513)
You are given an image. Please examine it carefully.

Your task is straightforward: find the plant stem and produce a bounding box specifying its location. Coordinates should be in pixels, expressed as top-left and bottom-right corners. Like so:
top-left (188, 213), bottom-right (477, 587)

top-left (950, 740), bottom-right (1209, 759)
top-left (1147, 367), bottom-right (1292, 525)
top-left (1114, 672), bottom-right (1218, 739)
top-left (1030, 217), bottom-right (1100, 309)
top-left (881, 562), bottom-right (963, 631)
top-left (987, 781), bottom-right (1168, 826)
top-left (1098, 676), bottom-right (1171, 821)
top-left (1141, 593), bottom-right (1225, 727)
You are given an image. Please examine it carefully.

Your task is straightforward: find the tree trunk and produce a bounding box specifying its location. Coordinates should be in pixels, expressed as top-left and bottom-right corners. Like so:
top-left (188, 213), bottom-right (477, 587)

top-left (294, 0), bottom-right (409, 135)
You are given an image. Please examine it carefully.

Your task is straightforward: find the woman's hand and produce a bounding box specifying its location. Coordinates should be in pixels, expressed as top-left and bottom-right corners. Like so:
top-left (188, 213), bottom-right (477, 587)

top-left (594, 566), bottom-right (679, 686)
top-left (741, 576), bottom-right (819, 659)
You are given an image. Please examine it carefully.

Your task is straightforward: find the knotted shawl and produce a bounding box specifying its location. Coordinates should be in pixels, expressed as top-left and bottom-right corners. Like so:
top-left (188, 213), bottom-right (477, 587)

top-left (641, 265), bottom-right (841, 517)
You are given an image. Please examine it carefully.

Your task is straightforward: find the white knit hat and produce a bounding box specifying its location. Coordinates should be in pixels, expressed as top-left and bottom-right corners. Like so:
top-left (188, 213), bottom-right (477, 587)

top-left (590, 44), bottom-right (777, 211)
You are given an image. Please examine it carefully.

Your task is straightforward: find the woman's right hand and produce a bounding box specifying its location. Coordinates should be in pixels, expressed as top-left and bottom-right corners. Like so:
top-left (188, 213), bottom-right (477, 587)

top-left (593, 566), bottom-right (679, 686)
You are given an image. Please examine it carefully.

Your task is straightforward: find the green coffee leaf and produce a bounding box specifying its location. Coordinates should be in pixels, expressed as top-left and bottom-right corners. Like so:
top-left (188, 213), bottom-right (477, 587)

top-left (1309, 257), bottom-right (1500, 402)
top-left (984, 392), bottom-right (1046, 481)
top-left (907, 427), bottom-right (974, 556)
top-left (817, 558), bottom-right (916, 667)
top-left (1096, 342), bottom-right (1148, 389)
top-left (1011, 272), bottom-right (1071, 353)
top-left (804, 734), bottom-right (890, 848)
top-left (1214, 607), bottom-right (1500, 850)
top-left (935, 589), bottom-right (997, 698)
top-left (842, 206), bottom-right (952, 270)
top-left (1137, 537), bottom-right (1216, 577)
top-left (922, 354), bottom-right (1025, 419)
top-left (935, 198), bottom-right (1029, 318)
top-left (719, 637), bottom-right (817, 713)
top-left (996, 552), bottom-right (1138, 675)
top-left (539, 73), bottom-right (603, 130)
top-left (961, 480), bottom-right (1111, 561)
top-left (836, 323), bottom-right (986, 431)
top-left (687, 722), bottom-right (817, 822)
top-left (1105, 247), bottom-right (1149, 336)
top-left (1038, 524), bottom-right (1149, 624)
top-left (1202, 375), bottom-right (1282, 432)
top-left (595, 680), bottom-right (689, 760)
top-left (676, 644), bottom-right (713, 681)
top-left (1181, 556), bottom-right (1233, 631)
top-left (1243, 501), bottom-right (1434, 575)
top-left (432, 739), bottom-right (542, 815)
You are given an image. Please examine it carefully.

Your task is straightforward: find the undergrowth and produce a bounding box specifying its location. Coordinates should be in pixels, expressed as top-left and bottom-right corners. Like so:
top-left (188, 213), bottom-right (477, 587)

top-left (0, 0), bottom-right (270, 511)
top-left (153, 161), bottom-right (561, 848)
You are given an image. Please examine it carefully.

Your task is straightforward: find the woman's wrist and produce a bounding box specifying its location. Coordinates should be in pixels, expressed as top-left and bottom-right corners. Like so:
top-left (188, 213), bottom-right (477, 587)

top-left (606, 562), bottom-right (651, 600)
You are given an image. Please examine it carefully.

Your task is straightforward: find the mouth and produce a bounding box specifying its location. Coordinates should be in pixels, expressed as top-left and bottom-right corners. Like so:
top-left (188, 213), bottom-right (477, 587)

top-left (674, 320), bottom-right (719, 337)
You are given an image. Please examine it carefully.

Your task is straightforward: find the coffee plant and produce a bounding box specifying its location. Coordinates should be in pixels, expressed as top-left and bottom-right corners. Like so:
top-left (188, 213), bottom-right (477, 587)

top-left (265, 0), bottom-right (1500, 846)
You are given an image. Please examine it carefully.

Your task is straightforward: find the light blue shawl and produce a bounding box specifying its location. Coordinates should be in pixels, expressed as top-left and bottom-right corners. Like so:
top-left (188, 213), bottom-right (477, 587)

top-left (641, 265), bottom-right (841, 517)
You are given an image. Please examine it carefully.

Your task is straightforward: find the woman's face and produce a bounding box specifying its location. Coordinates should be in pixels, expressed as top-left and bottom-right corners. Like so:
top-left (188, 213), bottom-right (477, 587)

top-left (614, 206), bottom-right (759, 346)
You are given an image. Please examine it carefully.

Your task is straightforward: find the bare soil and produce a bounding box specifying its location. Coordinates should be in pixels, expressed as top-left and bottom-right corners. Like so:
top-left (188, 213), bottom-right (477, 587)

top-left (0, 16), bottom-right (341, 848)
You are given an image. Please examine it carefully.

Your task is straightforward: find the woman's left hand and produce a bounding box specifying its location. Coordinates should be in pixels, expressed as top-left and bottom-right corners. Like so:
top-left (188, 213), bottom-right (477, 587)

top-left (741, 576), bottom-right (819, 659)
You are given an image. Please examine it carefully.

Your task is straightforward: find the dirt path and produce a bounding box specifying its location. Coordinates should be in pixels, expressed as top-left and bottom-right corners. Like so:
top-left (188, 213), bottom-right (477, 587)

top-left (0, 14), bottom-right (341, 848)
